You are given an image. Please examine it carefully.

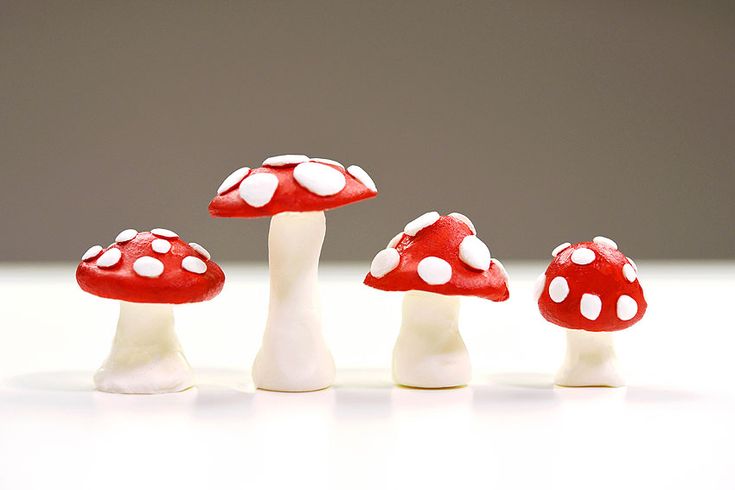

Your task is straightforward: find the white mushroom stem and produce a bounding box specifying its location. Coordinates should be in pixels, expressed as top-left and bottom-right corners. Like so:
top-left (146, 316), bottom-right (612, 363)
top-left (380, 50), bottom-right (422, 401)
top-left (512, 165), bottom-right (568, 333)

top-left (252, 211), bottom-right (335, 392)
top-left (94, 301), bottom-right (193, 394)
top-left (393, 290), bottom-right (471, 389)
top-left (555, 329), bottom-right (625, 387)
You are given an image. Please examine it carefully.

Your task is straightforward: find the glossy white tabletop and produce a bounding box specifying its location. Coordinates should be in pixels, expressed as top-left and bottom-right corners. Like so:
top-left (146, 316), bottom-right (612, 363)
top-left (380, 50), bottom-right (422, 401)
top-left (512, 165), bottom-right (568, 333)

top-left (1, 262), bottom-right (733, 490)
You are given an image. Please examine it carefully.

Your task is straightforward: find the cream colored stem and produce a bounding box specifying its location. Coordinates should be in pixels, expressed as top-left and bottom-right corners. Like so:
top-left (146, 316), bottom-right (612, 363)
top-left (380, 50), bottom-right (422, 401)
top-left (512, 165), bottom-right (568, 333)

top-left (392, 290), bottom-right (470, 388)
top-left (94, 301), bottom-right (193, 394)
top-left (555, 329), bottom-right (624, 387)
top-left (252, 211), bottom-right (335, 392)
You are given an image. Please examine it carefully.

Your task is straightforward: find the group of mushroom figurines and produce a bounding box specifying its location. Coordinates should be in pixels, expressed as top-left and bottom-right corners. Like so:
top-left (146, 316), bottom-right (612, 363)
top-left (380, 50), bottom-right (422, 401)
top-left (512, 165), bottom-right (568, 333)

top-left (76, 154), bottom-right (647, 394)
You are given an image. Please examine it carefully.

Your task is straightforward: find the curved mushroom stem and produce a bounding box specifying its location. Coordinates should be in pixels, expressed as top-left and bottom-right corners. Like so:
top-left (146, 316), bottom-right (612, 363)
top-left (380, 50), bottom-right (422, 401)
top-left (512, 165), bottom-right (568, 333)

top-left (555, 329), bottom-right (625, 387)
top-left (252, 210), bottom-right (335, 392)
top-left (393, 290), bottom-right (470, 389)
top-left (94, 301), bottom-right (193, 394)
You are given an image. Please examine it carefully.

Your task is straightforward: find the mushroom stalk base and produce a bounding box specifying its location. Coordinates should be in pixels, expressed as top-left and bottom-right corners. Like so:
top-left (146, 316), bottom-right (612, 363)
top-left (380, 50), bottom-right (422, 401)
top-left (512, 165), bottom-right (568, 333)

top-left (555, 329), bottom-right (624, 387)
top-left (252, 211), bottom-right (335, 392)
top-left (94, 301), bottom-right (193, 394)
top-left (393, 290), bottom-right (470, 389)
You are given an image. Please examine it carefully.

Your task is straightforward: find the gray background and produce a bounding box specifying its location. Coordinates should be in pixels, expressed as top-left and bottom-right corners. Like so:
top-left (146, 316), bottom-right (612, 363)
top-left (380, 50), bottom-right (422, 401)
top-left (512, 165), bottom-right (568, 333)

top-left (1, 1), bottom-right (733, 262)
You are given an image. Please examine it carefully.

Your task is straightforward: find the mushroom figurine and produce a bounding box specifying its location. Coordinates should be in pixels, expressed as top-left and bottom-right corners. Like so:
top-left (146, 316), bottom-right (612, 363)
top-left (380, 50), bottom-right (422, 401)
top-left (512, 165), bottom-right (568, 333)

top-left (535, 237), bottom-right (647, 387)
top-left (76, 229), bottom-right (225, 394)
top-left (209, 155), bottom-right (377, 392)
top-left (363, 212), bottom-right (509, 389)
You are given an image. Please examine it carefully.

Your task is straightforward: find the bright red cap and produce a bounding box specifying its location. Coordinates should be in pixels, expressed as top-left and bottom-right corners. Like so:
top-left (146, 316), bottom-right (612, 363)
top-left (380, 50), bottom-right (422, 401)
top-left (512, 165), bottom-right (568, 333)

top-left (208, 155), bottom-right (377, 218)
top-left (363, 212), bottom-right (509, 301)
top-left (536, 237), bottom-right (647, 332)
top-left (76, 229), bottom-right (225, 304)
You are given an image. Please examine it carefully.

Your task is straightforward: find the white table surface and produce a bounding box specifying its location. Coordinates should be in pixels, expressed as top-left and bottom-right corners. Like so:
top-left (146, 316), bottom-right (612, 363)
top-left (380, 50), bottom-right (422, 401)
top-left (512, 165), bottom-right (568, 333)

top-left (1, 262), bottom-right (733, 490)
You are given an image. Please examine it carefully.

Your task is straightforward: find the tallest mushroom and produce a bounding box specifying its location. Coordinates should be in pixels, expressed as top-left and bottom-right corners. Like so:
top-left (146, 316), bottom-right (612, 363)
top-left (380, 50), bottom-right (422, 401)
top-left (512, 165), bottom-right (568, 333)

top-left (209, 154), bottom-right (377, 392)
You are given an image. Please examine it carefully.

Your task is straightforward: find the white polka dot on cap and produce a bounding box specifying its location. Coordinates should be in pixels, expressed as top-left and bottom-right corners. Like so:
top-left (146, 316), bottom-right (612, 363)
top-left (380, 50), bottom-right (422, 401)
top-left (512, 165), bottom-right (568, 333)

top-left (417, 256), bottom-right (452, 285)
top-left (593, 236), bottom-right (618, 249)
top-left (448, 212), bottom-right (476, 234)
top-left (617, 295), bottom-right (638, 321)
top-left (571, 248), bottom-right (595, 265)
top-left (151, 239), bottom-right (172, 254)
top-left (82, 245), bottom-right (103, 261)
top-left (262, 154), bottom-right (309, 167)
top-left (404, 211), bottom-right (440, 236)
top-left (548, 276), bottom-right (569, 303)
top-left (151, 228), bottom-right (178, 239)
top-left (580, 293), bottom-right (602, 320)
top-left (370, 248), bottom-right (400, 278)
top-left (346, 165), bottom-right (377, 192)
top-left (217, 167), bottom-right (250, 195)
top-left (622, 263), bottom-right (637, 282)
top-left (239, 172), bottom-right (279, 207)
top-left (552, 242), bottom-right (571, 257)
top-left (115, 229), bottom-right (138, 243)
top-left (293, 161), bottom-right (346, 196)
top-left (133, 256), bottom-right (164, 278)
top-left (96, 248), bottom-right (122, 268)
top-left (459, 235), bottom-right (491, 271)
top-left (182, 256), bottom-right (207, 274)
top-left (189, 242), bottom-right (211, 260)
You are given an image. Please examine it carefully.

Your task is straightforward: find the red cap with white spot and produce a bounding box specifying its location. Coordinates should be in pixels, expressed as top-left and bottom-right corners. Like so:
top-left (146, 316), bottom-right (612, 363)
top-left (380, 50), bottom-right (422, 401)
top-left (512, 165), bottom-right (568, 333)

top-left (536, 237), bottom-right (647, 332)
top-left (363, 212), bottom-right (509, 301)
top-left (208, 155), bottom-right (377, 218)
top-left (76, 229), bottom-right (225, 304)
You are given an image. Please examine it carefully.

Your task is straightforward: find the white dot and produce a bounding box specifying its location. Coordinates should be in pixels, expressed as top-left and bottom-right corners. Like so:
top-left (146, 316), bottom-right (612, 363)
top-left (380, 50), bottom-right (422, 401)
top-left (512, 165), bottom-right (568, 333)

top-left (459, 235), bottom-right (491, 271)
top-left (182, 256), bottom-right (207, 274)
top-left (417, 257), bottom-right (452, 285)
top-left (552, 242), bottom-right (571, 257)
top-left (151, 239), bottom-right (172, 254)
top-left (491, 258), bottom-right (509, 280)
top-left (239, 172), bottom-right (279, 207)
top-left (115, 229), bottom-right (138, 243)
top-left (310, 157), bottom-right (344, 169)
top-left (593, 236), bottom-right (618, 249)
top-left (96, 248), bottom-right (122, 268)
top-left (262, 154), bottom-right (309, 167)
top-left (82, 245), bottom-right (103, 261)
top-left (293, 161), bottom-right (346, 196)
top-left (404, 211), bottom-right (440, 236)
top-left (548, 276), bottom-right (569, 303)
top-left (387, 232), bottom-right (403, 249)
top-left (617, 295), bottom-right (638, 321)
top-left (370, 248), bottom-right (400, 278)
top-left (151, 228), bottom-right (178, 239)
top-left (133, 256), bottom-right (164, 278)
top-left (628, 257), bottom-right (638, 271)
top-left (580, 293), bottom-right (602, 321)
top-left (622, 263), bottom-right (637, 282)
top-left (346, 165), bottom-right (377, 192)
top-left (533, 273), bottom-right (546, 301)
top-left (189, 242), bottom-right (211, 260)
top-left (217, 167), bottom-right (250, 195)
top-left (448, 212), bottom-right (476, 234)
top-left (571, 248), bottom-right (596, 265)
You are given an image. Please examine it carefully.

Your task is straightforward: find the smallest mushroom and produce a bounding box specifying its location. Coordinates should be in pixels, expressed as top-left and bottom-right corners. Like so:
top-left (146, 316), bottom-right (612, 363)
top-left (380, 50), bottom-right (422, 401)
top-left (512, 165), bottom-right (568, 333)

top-left (535, 236), bottom-right (647, 387)
top-left (364, 212), bottom-right (509, 389)
top-left (76, 228), bottom-right (225, 394)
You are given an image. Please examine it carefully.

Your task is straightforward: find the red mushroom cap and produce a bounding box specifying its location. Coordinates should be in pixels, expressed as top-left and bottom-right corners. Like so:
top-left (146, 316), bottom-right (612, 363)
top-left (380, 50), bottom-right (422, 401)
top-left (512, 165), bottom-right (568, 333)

top-left (536, 237), bottom-right (647, 332)
top-left (76, 229), bottom-right (225, 304)
top-left (208, 155), bottom-right (377, 218)
top-left (363, 212), bottom-right (509, 301)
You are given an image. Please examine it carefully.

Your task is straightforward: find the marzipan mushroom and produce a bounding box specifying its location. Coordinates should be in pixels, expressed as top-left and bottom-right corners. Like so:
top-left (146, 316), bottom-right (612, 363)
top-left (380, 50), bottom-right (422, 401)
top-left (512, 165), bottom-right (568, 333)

top-left (535, 236), bottom-right (647, 387)
top-left (364, 212), bottom-right (509, 388)
top-left (209, 155), bottom-right (377, 392)
top-left (77, 229), bottom-right (225, 394)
